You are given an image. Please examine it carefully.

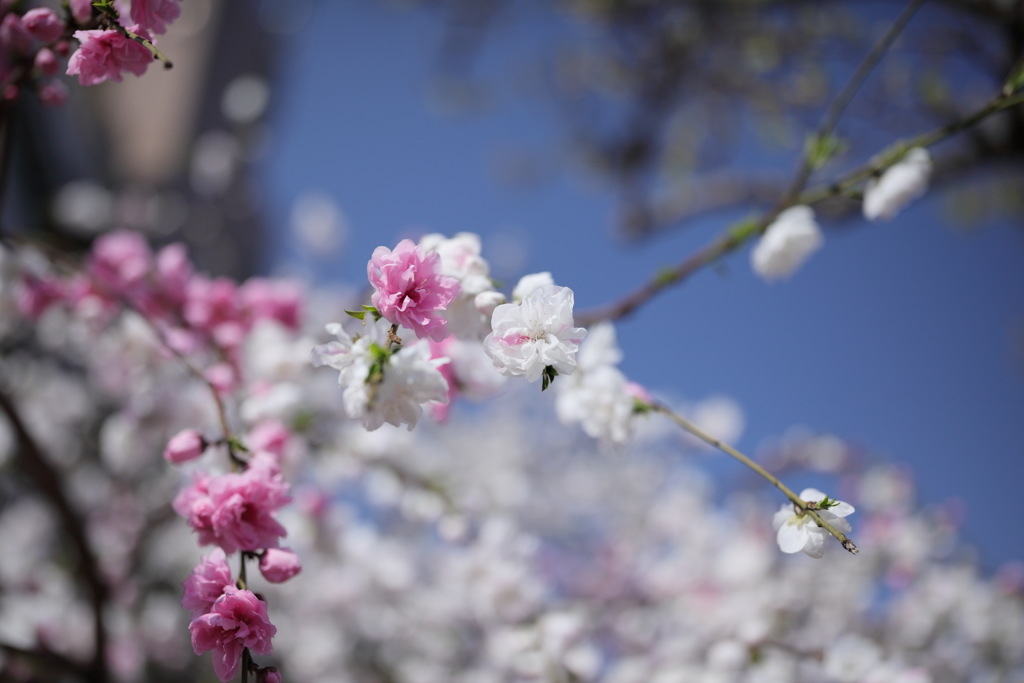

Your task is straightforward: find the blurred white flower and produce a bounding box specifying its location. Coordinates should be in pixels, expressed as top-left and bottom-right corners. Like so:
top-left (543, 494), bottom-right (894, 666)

top-left (512, 271), bottom-right (553, 301)
top-left (750, 205), bottom-right (823, 281)
top-left (863, 147), bottom-right (932, 221)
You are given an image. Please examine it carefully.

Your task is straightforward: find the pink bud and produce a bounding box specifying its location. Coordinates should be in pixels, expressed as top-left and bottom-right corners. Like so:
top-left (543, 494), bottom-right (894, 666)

top-left (258, 547), bottom-right (301, 584)
top-left (256, 667), bottom-right (282, 683)
top-left (247, 420), bottom-right (291, 458)
top-left (204, 363), bottom-right (236, 395)
top-left (69, 0), bottom-right (93, 24)
top-left (163, 429), bottom-right (207, 464)
top-left (626, 381), bottom-right (653, 405)
top-left (38, 80), bottom-right (68, 106)
top-left (23, 8), bottom-right (63, 44)
top-left (34, 47), bottom-right (59, 76)
top-left (1, 14), bottom-right (33, 54)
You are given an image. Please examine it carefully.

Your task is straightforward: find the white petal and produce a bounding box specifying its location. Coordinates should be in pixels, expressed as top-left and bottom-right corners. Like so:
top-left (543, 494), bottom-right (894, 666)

top-left (776, 519), bottom-right (809, 554)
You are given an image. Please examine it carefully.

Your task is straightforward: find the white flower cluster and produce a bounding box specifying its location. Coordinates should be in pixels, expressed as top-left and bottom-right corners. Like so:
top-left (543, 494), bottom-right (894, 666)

top-left (311, 318), bottom-right (450, 431)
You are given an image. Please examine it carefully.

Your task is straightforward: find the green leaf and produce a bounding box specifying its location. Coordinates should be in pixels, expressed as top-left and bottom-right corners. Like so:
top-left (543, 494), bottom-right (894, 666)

top-left (345, 309), bottom-right (367, 321)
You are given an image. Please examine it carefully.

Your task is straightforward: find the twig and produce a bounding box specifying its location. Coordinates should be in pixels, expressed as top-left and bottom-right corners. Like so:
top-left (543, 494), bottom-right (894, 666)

top-left (781, 0), bottom-right (929, 207)
top-left (650, 402), bottom-right (858, 554)
top-left (576, 89), bottom-right (1024, 326)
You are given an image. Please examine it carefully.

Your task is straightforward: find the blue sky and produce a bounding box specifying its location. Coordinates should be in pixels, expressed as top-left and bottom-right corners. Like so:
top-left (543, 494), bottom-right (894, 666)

top-left (259, 2), bottom-right (1024, 567)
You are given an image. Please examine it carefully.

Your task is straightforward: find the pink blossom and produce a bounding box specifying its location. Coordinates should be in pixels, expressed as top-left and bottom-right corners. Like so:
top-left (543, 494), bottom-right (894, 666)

top-left (88, 230), bottom-right (153, 293)
top-left (175, 454), bottom-right (291, 553)
top-left (163, 429), bottom-right (206, 464)
top-left (247, 420), bottom-right (291, 459)
top-left (23, 8), bottom-right (63, 44)
top-left (119, 0), bottom-right (182, 35)
top-left (258, 547), bottom-right (302, 583)
top-left (204, 363), bottom-right (237, 395)
top-left (66, 28), bottom-right (152, 87)
top-left (184, 276), bottom-right (244, 335)
top-left (155, 243), bottom-right (193, 307)
top-left (429, 337), bottom-right (457, 421)
top-left (181, 549), bottom-right (233, 618)
top-left (240, 278), bottom-right (303, 330)
top-left (189, 586), bottom-right (276, 682)
top-left (367, 239), bottom-right (460, 341)
top-left (69, 0), bottom-right (93, 23)
top-left (16, 274), bottom-right (65, 319)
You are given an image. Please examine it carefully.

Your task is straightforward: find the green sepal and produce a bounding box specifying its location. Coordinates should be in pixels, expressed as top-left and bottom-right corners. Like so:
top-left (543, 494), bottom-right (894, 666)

top-left (632, 397), bottom-right (653, 415)
top-left (541, 365), bottom-right (559, 391)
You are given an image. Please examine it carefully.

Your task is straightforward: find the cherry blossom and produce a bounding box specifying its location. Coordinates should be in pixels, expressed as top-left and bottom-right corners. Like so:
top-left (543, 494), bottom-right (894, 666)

top-left (863, 147), bottom-right (932, 221)
top-left (367, 239), bottom-right (460, 341)
top-left (189, 586), bottom-right (276, 682)
top-left (181, 549), bottom-right (233, 618)
top-left (750, 205), bottom-right (823, 281)
top-left (312, 318), bottom-right (450, 430)
top-left (483, 284), bottom-right (587, 384)
top-left (173, 453), bottom-right (291, 553)
top-left (116, 0), bottom-right (182, 35)
top-left (66, 28), bottom-right (153, 87)
top-left (772, 487), bottom-right (855, 558)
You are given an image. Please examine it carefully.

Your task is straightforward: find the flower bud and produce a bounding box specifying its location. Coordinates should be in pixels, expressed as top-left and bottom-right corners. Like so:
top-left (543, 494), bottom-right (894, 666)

top-left (258, 547), bottom-right (302, 583)
top-left (473, 290), bottom-right (505, 317)
top-left (38, 80), bottom-right (67, 106)
top-left (34, 47), bottom-right (59, 76)
top-left (163, 429), bottom-right (207, 464)
top-left (256, 667), bottom-right (282, 683)
top-left (23, 8), bottom-right (63, 44)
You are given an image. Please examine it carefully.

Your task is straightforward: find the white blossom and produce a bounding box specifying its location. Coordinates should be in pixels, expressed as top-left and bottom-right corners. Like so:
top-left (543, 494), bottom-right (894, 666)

top-left (512, 271), bottom-right (554, 301)
top-left (420, 232), bottom-right (497, 338)
top-left (556, 322), bottom-right (635, 444)
top-left (311, 318), bottom-right (449, 431)
top-left (863, 147), bottom-right (932, 221)
top-left (772, 487), bottom-right (854, 558)
top-left (750, 205), bottom-right (823, 281)
top-left (484, 284), bottom-right (586, 383)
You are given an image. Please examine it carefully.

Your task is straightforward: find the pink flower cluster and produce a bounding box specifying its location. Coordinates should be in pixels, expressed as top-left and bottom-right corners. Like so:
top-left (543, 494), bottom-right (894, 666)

top-left (368, 239), bottom-right (460, 341)
top-left (0, 0), bottom-right (182, 102)
top-left (0, 6), bottom-right (71, 104)
top-left (19, 231), bottom-right (304, 394)
top-left (173, 452), bottom-right (291, 554)
top-left (190, 585), bottom-right (277, 681)
top-left (66, 27), bottom-right (152, 87)
top-left (181, 548), bottom-right (293, 681)
top-left (66, 0), bottom-right (182, 86)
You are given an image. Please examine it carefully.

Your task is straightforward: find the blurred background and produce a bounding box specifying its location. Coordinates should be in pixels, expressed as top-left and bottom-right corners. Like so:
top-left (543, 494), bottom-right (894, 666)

top-left (5, 0), bottom-right (1024, 571)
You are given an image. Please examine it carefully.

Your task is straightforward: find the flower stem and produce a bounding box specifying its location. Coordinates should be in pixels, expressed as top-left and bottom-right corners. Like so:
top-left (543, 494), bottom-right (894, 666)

top-left (651, 402), bottom-right (859, 555)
